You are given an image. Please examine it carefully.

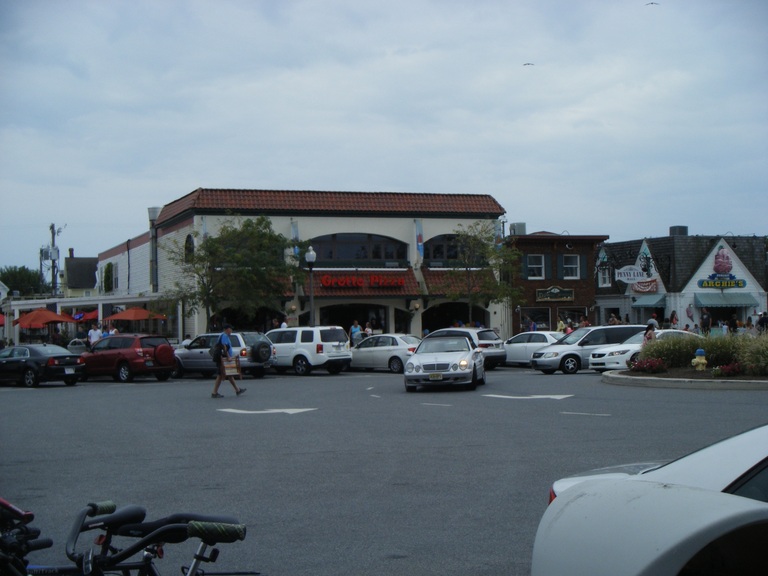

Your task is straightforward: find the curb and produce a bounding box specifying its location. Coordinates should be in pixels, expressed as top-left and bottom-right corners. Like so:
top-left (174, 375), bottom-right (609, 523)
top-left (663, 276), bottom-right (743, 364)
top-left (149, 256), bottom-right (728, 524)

top-left (601, 370), bottom-right (768, 391)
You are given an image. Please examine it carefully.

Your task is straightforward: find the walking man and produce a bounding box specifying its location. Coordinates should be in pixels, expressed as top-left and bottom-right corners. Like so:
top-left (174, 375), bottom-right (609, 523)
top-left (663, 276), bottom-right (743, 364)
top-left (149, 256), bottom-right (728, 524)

top-left (211, 324), bottom-right (246, 398)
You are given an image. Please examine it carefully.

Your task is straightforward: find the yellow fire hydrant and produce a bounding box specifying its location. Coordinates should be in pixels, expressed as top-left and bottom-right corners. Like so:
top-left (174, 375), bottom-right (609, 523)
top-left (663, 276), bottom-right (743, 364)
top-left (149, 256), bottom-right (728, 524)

top-left (691, 348), bottom-right (707, 371)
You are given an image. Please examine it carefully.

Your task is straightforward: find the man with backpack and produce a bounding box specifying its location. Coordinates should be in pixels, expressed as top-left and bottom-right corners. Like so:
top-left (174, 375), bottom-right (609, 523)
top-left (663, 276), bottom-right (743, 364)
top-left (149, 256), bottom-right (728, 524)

top-left (211, 324), bottom-right (246, 398)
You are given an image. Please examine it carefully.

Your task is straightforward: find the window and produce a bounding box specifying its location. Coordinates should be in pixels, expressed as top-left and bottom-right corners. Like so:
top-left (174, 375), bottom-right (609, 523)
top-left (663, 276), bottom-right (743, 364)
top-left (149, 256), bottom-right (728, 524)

top-left (598, 266), bottom-right (612, 288)
top-left (310, 233), bottom-right (407, 265)
top-left (184, 235), bottom-right (195, 262)
top-left (563, 254), bottom-right (580, 279)
top-left (527, 255), bottom-right (544, 279)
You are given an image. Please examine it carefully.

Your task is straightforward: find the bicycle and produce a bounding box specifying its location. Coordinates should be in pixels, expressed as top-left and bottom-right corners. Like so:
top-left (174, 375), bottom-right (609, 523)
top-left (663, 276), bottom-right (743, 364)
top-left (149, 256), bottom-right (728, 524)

top-left (1, 497), bottom-right (259, 576)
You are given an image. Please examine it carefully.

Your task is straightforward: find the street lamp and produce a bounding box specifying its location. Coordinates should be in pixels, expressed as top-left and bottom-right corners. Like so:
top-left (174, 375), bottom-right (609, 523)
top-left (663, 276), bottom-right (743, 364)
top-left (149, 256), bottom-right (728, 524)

top-left (305, 246), bottom-right (316, 327)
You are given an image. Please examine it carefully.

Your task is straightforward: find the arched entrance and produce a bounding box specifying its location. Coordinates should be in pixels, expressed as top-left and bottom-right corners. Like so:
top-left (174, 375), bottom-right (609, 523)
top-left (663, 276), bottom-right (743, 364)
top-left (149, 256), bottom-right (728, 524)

top-left (422, 302), bottom-right (488, 334)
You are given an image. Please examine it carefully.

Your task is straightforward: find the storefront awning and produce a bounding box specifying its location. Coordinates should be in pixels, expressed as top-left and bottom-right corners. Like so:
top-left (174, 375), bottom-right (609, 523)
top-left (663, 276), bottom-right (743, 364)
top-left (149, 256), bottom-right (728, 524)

top-left (694, 292), bottom-right (759, 308)
top-left (631, 294), bottom-right (666, 308)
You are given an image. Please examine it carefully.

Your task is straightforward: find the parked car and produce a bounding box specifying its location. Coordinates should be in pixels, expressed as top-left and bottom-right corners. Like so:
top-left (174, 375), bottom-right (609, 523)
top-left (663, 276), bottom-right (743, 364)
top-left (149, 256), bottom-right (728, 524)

top-left (531, 324), bottom-right (646, 374)
top-left (266, 326), bottom-right (352, 375)
top-left (0, 344), bottom-right (84, 387)
top-left (350, 333), bottom-right (421, 373)
top-left (532, 423), bottom-right (768, 575)
top-left (173, 331), bottom-right (275, 378)
top-left (423, 327), bottom-right (505, 369)
top-left (66, 338), bottom-right (88, 355)
top-left (589, 329), bottom-right (703, 371)
top-left (503, 331), bottom-right (563, 366)
top-left (404, 335), bottom-right (485, 392)
top-left (80, 334), bottom-right (176, 383)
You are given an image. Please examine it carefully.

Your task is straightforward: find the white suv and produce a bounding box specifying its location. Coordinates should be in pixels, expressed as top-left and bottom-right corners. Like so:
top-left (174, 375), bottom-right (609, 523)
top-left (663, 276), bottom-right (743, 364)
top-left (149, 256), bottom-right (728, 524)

top-left (423, 327), bottom-right (506, 370)
top-left (266, 326), bottom-right (352, 375)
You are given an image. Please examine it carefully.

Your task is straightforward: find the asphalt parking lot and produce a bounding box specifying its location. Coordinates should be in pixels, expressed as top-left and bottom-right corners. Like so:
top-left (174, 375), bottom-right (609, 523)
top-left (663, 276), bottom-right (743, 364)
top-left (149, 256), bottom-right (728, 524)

top-left (3, 368), bottom-right (768, 575)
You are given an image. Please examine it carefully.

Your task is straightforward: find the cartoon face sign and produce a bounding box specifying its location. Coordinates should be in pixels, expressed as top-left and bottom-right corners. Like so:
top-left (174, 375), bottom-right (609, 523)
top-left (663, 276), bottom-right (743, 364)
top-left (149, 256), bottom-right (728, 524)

top-left (713, 247), bottom-right (733, 275)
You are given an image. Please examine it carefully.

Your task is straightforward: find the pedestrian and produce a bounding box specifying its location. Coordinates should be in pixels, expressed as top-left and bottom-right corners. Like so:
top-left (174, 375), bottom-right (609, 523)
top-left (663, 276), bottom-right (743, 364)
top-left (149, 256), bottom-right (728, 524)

top-left (280, 317), bottom-right (288, 328)
top-left (757, 312), bottom-right (768, 335)
top-left (211, 324), bottom-right (246, 398)
top-left (364, 321), bottom-right (373, 337)
top-left (700, 307), bottom-right (712, 336)
top-left (669, 310), bottom-right (679, 329)
top-left (608, 313), bottom-right (619, 325)
top-left (87, 323), bottom-right (101, 349)
top-left (647, 314), bottom-right (659, 329)
top-left (642, 323), bottom-right (656, 347)
top-left (108, 323), bottom-right (119, 335)
top-left (181, 333), bottom-right (193, 346)
top-left (349, 320), bottom-right (362, 345)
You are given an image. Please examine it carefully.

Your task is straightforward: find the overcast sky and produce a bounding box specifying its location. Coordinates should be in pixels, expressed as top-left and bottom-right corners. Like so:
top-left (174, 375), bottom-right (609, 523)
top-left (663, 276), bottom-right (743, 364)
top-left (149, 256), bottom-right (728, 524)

top-left (1, 0), bottom-right (766, 273)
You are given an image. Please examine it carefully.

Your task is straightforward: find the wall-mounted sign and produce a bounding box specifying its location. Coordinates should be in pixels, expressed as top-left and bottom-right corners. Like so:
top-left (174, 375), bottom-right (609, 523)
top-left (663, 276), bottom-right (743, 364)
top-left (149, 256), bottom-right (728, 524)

top-left (320, 274), bottom-right (406, 288)
top-left (632, 279), bottom-right (658, 293)
top-left (536, 286), bottom-right (574, 302)
top-left (696, 246), bottom-right (747, 289)
top-left (615, 265), bottom-right (646, 283)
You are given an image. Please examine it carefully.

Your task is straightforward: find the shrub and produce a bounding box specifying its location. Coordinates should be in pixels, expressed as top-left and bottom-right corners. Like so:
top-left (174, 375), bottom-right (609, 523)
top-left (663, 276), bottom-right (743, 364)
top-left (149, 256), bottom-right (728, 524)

top-left (712, 362), bottom-right (742, 377)
top-left (736, 336), bottom-right (768, 376)
top-left (630, 357), bottom-right (668, 373)
top-left (640, 337), bottom-right (701, 368)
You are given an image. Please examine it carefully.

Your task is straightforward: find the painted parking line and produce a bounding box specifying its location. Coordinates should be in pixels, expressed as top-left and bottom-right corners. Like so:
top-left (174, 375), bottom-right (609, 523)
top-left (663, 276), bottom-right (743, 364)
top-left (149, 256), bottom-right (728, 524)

top-left (560, 411), bottom-right (611, 417)
top-left (483, 394), bottom-right (574, 400)
top-left (218, 408), bottom-right (317, 415)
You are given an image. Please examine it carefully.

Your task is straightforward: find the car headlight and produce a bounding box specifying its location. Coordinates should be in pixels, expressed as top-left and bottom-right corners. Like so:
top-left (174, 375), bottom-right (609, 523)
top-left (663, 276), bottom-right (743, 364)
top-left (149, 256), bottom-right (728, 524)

top-left (406, 363), bottom-right (414, 373)
top-left (543, 352), bottom-right (560, 359)
top-left (607, 350), bottom-right (629, 357)
top-left (458, 359), bottom-right (469, 370)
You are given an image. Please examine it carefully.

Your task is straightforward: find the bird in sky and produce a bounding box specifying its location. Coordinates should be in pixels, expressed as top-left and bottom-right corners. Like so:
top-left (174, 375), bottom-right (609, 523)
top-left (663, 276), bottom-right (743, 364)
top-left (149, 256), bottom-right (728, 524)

top-left (645, 2), bottom-right (659, 5)
top-left (523, 62), bottom-right (534, 66)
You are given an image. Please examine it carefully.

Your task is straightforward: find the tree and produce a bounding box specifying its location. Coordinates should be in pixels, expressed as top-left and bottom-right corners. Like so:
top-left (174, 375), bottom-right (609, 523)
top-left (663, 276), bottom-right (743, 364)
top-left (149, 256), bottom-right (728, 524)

top-left (0, 266), bottom-right (50, 296)
top-left (443, 221), bottom-right (524, 324)
top-left (163, 216), bottom-right (299, 326)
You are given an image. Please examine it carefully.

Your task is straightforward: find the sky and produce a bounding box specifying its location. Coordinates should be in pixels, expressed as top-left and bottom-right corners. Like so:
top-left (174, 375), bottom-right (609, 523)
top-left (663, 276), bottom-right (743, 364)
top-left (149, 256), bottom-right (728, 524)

top-left (1, 0), bottom-right (766, 273)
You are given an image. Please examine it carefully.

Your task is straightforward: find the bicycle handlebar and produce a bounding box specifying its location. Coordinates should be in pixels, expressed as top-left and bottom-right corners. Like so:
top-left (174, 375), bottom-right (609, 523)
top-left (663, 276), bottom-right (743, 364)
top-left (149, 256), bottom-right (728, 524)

top-left (188, 521), bottom-right (246, 545)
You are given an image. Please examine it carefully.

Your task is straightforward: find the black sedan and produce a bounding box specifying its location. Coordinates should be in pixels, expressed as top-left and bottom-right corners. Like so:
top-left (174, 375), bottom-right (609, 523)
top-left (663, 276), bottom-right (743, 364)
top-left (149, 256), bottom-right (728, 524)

top-left (0, 344), bottom-right (84, 387)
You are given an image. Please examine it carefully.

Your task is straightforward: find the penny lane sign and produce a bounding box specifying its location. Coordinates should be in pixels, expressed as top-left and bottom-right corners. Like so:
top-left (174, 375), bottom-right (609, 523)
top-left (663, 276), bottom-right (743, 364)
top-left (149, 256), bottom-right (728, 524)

top-left (615, 265), bottom-right (647, 283)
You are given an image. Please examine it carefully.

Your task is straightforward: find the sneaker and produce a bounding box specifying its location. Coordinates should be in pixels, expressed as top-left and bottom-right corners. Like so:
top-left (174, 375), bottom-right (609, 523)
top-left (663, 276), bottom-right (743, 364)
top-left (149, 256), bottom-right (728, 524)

top-left (236, 387), bottom-right (247, 396)
top-left (211, 393), bottom-right (224, 398)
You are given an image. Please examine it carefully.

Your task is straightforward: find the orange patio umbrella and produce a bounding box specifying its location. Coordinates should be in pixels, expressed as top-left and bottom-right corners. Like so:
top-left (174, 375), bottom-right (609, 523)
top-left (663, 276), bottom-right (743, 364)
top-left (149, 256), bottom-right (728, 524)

top-left (102, 307), bottom-right (167, 322)
top-left (13, 309), bottom-right (76, 329)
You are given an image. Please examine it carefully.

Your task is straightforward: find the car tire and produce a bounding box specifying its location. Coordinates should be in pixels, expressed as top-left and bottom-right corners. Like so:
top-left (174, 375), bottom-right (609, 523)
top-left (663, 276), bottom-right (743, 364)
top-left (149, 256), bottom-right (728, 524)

top-left (629, 352), bottom-right (640, 364)
top-left (154, 344), bottom-right (175, 367)
top-left (561, 356), bottom-right (580, 374)
top-left (64, 377), bottom-right (78, 386)
top-left (388, 357), bottom-right (404, 374)
top-left (467, 369), bottom-right (478, 390)
top-left (171, 359), bottom-right (184, 379)
top-left (405, 384), bottom-right (417, 393)
top-left (540, 369), bottom-right (557, 375)
top-left (116, 362), bottom-right (134, 383)
top-left (155, 371), bottom-right (172, 381)
top-left (293, 356), bottom-right (312, 376)
top-left (252, 342), bottom-right (272, 363)
top-left (21, 368), bottom-right (39, 388)
top-left (484, 360), bottom-right (497, 371)
top-left (327, 364), bottom-right (343, 375)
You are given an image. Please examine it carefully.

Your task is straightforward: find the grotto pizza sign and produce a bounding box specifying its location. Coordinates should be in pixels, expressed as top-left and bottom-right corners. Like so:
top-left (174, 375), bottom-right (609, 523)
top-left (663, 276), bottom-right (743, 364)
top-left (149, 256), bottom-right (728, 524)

top-left (697, 246), bottom-right (747, 289)
top-left (320, 273), bottom-right (406, 289)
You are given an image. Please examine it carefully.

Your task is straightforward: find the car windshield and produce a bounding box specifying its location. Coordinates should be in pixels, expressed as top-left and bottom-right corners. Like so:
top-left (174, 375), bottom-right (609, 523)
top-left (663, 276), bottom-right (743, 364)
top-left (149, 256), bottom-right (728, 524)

top-left (139, 337), bottom-right (169, 348)
top-left (477, 330), bottom-right (499, 342)
top-left (622, 332), bottom-right (646, 345)
top-left (241, 332), bottom-right (267, 346)
top-left (320, 328), bottom-right (348, 343)
top-left (418, 338), bottom-right (470, 354)
top-left (556, 327), bottom-right (591, 345)
top-left (401, 335), bottom-right (421, 345)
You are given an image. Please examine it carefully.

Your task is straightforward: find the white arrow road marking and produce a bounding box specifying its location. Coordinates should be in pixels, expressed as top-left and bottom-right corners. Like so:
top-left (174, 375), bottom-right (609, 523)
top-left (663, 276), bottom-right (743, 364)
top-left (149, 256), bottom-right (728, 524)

top-left (561, 411), bottom-right (611, 417)
top-left (483, 394), bottom-right (574, 400)
top-left (218, 408), bottom-right (317, 415)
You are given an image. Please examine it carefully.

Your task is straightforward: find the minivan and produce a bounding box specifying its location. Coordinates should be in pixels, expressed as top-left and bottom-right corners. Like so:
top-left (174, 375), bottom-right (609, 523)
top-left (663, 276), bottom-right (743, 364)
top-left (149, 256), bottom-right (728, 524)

top-left (530, 325), bottom-right (646, 374)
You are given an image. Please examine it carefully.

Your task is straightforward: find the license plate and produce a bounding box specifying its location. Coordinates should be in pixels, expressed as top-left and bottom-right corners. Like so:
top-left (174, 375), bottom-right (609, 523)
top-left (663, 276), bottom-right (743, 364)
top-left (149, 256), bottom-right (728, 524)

top-left (65, 368), bottom-right (74, 374)
top-left (429, 373), bottom-right (443, 381)
top-left (145, 360), bottom-right (154, 367)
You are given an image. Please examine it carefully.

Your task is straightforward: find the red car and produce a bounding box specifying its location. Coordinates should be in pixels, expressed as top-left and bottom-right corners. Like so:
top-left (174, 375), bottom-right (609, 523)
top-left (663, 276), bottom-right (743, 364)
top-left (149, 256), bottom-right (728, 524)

top-left (81, 335), bottom-right (176, 383)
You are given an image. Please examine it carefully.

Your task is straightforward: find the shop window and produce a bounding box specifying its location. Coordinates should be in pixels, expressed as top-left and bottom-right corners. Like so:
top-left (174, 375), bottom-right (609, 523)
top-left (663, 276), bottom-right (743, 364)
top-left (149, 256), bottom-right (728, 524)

top-left (598, 266), bottom-right (612, 288)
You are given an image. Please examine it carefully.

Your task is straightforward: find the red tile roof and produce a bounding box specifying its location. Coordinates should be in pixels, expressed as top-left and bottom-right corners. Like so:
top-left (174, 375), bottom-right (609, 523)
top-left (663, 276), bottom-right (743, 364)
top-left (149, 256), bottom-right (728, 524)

top-left (421, 268), bottom-right (496, 296)
top-left (158, 188), bottom-right (505, 226)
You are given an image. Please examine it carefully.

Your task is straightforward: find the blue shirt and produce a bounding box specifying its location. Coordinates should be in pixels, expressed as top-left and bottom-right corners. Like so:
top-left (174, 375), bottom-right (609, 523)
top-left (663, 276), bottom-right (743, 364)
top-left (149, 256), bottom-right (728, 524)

top-left (219, 332), bottom-right (233, 357)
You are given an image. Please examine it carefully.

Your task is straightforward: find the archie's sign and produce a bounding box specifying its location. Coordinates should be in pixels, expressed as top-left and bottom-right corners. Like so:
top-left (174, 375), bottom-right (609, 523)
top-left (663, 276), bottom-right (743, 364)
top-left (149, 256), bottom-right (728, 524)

top-left (320, 274), bottom-right (406, 288)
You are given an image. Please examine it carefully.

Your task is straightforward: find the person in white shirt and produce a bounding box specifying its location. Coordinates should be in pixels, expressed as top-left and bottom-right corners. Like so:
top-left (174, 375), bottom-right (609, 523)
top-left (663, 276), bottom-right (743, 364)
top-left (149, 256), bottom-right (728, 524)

top-left (87, 323), bottom-right (102, 348)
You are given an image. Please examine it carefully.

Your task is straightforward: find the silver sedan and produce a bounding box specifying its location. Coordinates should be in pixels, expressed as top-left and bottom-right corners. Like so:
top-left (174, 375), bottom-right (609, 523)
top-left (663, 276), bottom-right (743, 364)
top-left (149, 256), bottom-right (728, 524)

top-left (503, 331), bottom-right (563, 366)
top-left (350, 333), bottom-right (421, 373)
top-left (404, 336), bottom-right (485, 392)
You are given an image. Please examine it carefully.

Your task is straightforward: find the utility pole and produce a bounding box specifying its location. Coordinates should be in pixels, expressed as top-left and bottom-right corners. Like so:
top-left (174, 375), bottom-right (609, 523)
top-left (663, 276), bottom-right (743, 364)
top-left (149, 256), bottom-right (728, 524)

top-left (49, 223), bottom-right (64, 296)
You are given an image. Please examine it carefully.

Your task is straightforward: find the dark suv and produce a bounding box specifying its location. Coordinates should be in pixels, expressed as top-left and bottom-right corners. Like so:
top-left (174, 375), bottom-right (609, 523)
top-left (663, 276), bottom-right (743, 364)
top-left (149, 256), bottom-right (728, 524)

top-left (81, 334), bottom-right (176, 382)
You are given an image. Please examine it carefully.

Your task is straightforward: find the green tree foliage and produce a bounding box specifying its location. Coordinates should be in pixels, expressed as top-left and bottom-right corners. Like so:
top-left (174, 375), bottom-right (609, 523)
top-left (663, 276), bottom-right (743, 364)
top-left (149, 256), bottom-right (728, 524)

top-left (444, 221), bottom-right (524, 324)
top-left (163, 216), bottom-right (298, 326)
top-left (0, 266), bottom-right (50, 296)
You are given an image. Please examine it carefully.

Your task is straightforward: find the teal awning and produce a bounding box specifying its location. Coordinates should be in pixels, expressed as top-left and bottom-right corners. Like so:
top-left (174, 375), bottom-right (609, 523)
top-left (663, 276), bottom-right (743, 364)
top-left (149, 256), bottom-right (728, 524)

top-left (631, 294), bottom-right (666, 308)
top-left (694, 292), bottom-right (759, 308)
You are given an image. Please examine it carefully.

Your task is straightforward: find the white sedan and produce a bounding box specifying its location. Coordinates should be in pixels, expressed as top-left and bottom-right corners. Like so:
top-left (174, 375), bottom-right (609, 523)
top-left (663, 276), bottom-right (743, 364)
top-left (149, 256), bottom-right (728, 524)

top-left (503, 331), bottom-right (562, 366)
top-left (588, 329), bottom-right (702, 372)
top-left (349, 333), bottom-right (421, 373)
top-left (532, 423), bottom-right (768, 576)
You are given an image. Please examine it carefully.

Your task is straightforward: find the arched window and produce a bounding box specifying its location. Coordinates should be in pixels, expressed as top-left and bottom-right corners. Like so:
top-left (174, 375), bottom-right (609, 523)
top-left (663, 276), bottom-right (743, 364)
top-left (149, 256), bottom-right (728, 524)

top-left (423, 234), bottom-right (459, 266)
top-left (184, 234), bottom-right (195, 262)
top-left (310, 233), bottom-right (407, 266)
